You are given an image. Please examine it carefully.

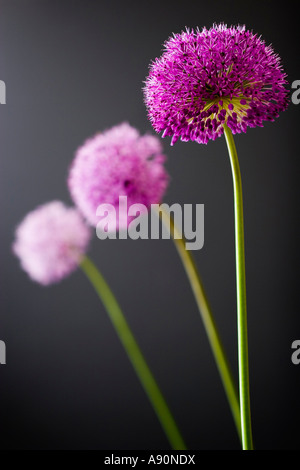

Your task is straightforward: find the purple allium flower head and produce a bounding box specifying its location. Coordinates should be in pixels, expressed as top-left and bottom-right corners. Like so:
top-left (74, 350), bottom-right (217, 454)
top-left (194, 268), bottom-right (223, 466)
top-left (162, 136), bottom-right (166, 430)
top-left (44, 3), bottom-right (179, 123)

top-left (144, 24), bottom-right (289, 145)
top-left (68, 123), bottom-right (169, 228)
top-left (13, 201), bottom-right (91, 286)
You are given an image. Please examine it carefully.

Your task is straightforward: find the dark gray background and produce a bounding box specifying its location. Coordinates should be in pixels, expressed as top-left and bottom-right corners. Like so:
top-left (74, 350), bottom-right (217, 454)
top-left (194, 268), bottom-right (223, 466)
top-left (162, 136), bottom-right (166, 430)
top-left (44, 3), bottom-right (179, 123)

top-left (0, 0), bottom-right (299, 450)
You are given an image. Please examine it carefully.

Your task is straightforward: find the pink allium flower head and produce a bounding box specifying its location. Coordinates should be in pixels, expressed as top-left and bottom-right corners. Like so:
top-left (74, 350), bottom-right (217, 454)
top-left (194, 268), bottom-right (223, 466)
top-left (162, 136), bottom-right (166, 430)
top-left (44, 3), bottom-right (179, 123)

top-left (13, 201), bottom-right (91, 286)
top-left (144, 24), bottom-right (289, 145)
top-left (68, 123), bottom-right (169, 228)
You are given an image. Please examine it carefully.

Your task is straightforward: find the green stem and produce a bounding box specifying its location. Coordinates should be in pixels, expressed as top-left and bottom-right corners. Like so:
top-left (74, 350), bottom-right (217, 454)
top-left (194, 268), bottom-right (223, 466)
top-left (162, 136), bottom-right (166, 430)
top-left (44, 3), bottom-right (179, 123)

top-left (223, 124), bottom-right (253, 450)
top-left (158, 207), bottom-right (242, 444)
top-left (80, 255), bottom-right (187, 450)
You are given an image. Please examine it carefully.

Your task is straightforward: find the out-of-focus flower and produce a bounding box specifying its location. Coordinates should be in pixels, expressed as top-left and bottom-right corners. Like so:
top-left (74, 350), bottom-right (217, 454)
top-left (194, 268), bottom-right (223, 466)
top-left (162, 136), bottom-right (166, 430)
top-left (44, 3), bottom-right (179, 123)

top-left (144, 24), bottom-right (289, 145)
top-left (68, 122), bottom-right (169, 229)
top-left (13, 201), bottom-right (91, 285)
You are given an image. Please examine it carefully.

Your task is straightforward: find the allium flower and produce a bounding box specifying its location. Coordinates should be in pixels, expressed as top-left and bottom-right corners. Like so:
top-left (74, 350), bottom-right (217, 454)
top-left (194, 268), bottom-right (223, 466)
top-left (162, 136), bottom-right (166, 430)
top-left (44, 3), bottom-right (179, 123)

top-left (144, 24), bottom-right (289, 145)
top-left (13, 201), bottom-right (91, 285)
top-left (68, 122), bottom-right (169, 228)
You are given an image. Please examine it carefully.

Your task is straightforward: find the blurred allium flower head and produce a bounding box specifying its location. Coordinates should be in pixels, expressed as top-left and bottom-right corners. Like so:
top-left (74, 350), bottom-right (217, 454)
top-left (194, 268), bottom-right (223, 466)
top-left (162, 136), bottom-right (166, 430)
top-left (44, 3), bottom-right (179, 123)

top-left (144, 24), bottom-right (289, 145)
top-left (68, 122), bottom-right (169, 228)
top-left (13, 201), bottom-right (91, 286)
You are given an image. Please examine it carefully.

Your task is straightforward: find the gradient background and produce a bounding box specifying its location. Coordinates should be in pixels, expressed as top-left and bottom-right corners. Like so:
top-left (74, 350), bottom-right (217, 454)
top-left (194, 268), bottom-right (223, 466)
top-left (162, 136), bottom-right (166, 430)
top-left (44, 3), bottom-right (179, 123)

top-left (0, 0), bottom-right (299, 450)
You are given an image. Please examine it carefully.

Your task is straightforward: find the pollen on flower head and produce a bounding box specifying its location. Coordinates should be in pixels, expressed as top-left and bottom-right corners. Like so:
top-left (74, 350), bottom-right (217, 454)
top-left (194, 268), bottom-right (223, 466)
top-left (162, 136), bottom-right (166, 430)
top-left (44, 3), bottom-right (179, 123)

top-left (13, 201), bottom-right (91, 285)
top-left (68, 122), bottom-right (169, 229)
top-left (144, 24), bottom-right (289, 145)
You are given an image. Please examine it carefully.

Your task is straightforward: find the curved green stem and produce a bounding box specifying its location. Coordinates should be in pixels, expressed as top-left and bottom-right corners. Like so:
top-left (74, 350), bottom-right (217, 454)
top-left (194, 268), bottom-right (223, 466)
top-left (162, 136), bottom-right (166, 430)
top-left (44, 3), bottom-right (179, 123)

top-left (223, 124), bottom-right (253, 450)
top-left (157, 207), bottom-right (242, 444)
top-left (80, 256), bottom-right (187, 450)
